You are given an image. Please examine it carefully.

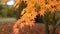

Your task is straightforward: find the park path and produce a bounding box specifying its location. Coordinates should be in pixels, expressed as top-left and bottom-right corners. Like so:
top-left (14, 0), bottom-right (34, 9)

top-left (0, 18), bottom-right (16, 22)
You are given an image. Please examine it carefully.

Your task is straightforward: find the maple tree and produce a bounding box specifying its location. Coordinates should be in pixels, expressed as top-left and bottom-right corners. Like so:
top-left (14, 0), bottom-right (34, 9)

top-left (13, 0), bottom-right (60, 34)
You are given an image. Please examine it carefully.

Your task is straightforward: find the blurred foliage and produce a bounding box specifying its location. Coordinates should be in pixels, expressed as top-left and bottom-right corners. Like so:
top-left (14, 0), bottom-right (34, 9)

top-left (43, 10), bottom-right (60, 34)
top-left (0, 5), bottom-right (17, 17)
top-left (0, 5), bottom-right (3, 10)
top-left (7, 8), bottom-right (17, 17)
top-left (0, 0), bottom-right (17, 18)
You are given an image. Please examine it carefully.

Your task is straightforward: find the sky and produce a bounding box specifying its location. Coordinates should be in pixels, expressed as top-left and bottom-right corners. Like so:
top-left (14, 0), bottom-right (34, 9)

top-left (7, 0), bottom-right (14, 5)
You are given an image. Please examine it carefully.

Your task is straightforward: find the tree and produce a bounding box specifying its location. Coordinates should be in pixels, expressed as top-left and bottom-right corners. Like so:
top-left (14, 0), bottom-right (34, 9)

top-left (13, 0), bottom-right (60, 34)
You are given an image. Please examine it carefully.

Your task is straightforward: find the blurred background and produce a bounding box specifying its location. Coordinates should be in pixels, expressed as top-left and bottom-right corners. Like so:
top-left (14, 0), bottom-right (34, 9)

top-left (0, 0), bottom-right (16, 22)
top-left (0, 0), bottom-right (17, 34)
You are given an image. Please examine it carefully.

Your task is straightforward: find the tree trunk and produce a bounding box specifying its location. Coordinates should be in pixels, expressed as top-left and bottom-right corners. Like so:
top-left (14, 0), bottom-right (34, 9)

top-left (43, 17), bottom-right (49, 34)
top-left (16, 0), bottom-right (27, 20)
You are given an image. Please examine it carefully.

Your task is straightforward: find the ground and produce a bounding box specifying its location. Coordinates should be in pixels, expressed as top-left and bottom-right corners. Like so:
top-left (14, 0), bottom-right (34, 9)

top-left (0, 22), bottom-right (14, 34)
top-left (0, 22), bottom-right (52, 34)
top-left (0, 22), bottom-right (60, 34)
top-left (0, 18), bottom-right (60, 34)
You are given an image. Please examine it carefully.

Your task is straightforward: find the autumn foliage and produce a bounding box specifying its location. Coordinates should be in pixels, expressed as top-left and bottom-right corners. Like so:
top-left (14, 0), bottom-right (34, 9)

top-left (13, 0), bottom-right (60, 34)
top-left (3, 0), bottom-right (8, 3)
